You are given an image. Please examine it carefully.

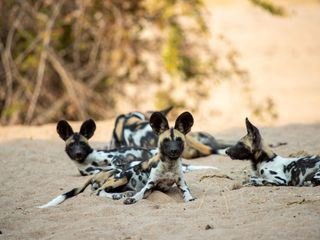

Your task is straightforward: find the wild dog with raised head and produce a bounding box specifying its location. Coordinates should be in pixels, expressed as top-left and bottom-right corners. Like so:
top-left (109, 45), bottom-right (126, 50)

top-left (111, 107), bottom-right (232, 159)
top-left (123, 111), bottom-right (197, 204)
top-left (57, 119), bottom-right (157, 176)
top-left (226, 118), bottom-right (320, 186)
top-left (38, 115), bottom-right (217, 208)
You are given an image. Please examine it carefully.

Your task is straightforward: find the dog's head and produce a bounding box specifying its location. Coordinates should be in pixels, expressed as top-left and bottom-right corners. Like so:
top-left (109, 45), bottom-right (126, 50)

top-left (149, 111), bottom-right (193, 160)
top-left (57, 119), bottom-right (96, 163)
top-left (226, 118), bottom-right (262, 160)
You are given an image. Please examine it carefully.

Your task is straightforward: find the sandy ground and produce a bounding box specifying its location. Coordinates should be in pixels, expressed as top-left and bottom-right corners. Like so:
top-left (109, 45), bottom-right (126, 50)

top-left (1, 1), bottom-right (320, 240)
top-left (0, 120), bottom-right (320, 240)
top-left (196, 0), bottom-right (320, 129)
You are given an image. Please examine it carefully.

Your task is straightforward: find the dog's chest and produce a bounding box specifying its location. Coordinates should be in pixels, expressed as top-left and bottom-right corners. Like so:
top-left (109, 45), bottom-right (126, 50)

top-left (153, 161), bottom-right (181, 185)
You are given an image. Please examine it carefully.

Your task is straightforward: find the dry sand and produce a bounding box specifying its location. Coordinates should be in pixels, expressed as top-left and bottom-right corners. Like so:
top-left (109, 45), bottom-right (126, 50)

top-left (0, 121), bottom-right (320, 240)
top-left (1, 1), bottom-right (320, 239)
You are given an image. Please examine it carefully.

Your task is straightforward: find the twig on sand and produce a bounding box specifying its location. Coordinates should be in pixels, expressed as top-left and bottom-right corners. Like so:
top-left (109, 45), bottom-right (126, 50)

top-left (286, 198), bottom-right (320, 206)
top-left (200, 174), bottom-right (234, 182)
top-left (221, 191), bottom-right (230, 213)
top-left (197, 188), bottom-right (208, 209)
top-left (289, 150), bottom-right (320, 157)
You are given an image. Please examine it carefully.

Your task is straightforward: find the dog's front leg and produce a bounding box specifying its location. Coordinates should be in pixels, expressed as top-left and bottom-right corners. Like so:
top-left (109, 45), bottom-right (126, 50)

top-left (123, 179), bottom-right (156, 204)
top-left (177, 175), bottom-right (195, 202)
top-left (311, 169), bottom-right (320, 186)
top-left (141, 154), bottom-right (160, 170)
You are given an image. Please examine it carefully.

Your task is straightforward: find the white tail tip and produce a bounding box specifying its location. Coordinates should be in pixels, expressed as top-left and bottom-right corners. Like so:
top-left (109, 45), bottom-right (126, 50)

top-left (183, 165), bottom-right (219, 173)
top-left (37, 195), bottom-right (66, 209)
top-left (217, 148), bottom-right (228, 155)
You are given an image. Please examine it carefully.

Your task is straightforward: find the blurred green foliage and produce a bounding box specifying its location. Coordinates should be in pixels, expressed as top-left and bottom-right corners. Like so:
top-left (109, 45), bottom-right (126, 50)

top-left (250, 0), bottom-right (286, 16)
top-left (0, 0), bottom-right (278, 125)
top-left (0, 0), bottom-right (216, 124)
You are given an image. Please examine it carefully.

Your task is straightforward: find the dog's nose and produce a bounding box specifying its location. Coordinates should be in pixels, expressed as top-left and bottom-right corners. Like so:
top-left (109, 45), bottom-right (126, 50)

top-left (225, 149), bottom-right (230, 155)
top-left (75, 152), bottom-right (84, 158)
top-left (170, 149), bottom-right (179, 155)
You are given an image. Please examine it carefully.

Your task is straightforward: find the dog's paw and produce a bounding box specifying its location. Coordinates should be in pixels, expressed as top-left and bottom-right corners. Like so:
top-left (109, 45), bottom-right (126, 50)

top-left (249, 179), bottom-right (259, 186)
top-left (125, 192), bottom-right (135, 197)
top-left (124, 197), bottom-right (137, 205)
top-left (91, 182), bottom-right (100, 191)
top-left (112, 193), bottom-right (123, 200)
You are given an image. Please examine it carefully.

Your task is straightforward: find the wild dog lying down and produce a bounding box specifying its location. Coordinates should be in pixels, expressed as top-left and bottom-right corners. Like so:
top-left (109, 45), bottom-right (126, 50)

top-left (38, 113), bottom-right (216, 208)
top-left (226, 118), bottom-right (320, 186)
top-left (38, 154), bottom-right (213, 208)
top-left (57, 119), bottom-right (157, 176)
top-left (123, 111), bottom-right (198, 204)
top-left (111, 107), bottom-right (232, 159)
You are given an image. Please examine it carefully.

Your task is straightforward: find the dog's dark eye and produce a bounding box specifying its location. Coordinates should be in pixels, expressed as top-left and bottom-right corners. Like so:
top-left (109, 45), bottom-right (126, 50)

top-left (163, 138), bottom-right (170, 143)
top-left (176, 137), bottom-right (182, 142)
top-left (68, 142), bottom-right (75, 147)
top-left (79, 142), bottom-right (87, 146)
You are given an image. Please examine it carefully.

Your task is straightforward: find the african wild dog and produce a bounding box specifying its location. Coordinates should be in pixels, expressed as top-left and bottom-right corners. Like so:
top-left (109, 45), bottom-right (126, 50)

top-left (38, 152), bottom-right (214, 208)
top-left (110, 106), bottom-right (173, 149)
top-left (57, 119), bottom-right (157, 176)
top-left (123, 111), bottom-right (198, 204)
top-left (38, 115), bottom-right (217, 208)
top-left (226, 118), bottom-right (320, 186)
top-left (110, 107), bottom-right (233, 159)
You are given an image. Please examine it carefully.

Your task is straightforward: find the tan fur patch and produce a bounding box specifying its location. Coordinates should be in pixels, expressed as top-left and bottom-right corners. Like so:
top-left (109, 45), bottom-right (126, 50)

top-left (240, 136), bottom-right (253, 150)
top-left (97, 176), bottom-right (128, 191)
top-left (126, 117), bottom-right (144, 126)
top-left (241, 136), bottom-right (274, 159)
top-left (142, 154), bottom-right (161, 170)
top-left (158, 129), bottom-right (186, 145)
top-left (185, 135), bottom-right (212, 156)
top-left (65, 135), bottom-right (88, 145)
top-left (92, 171), bottom-right (115, 186)
top-left (114, 117), bottom-right (125, 142)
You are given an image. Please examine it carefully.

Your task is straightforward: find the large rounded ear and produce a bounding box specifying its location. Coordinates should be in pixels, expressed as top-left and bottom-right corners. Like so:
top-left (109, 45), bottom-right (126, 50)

top-left (174, 112), bottom-right (194, 135)
top-left (57, 120), bottom-right (74, 141)
top-left (149, 112), bottom-right (169, 135)
top-left (245, 117), bottom-right (261, 147)
top-left (80, 119), bottom-right (96, 139)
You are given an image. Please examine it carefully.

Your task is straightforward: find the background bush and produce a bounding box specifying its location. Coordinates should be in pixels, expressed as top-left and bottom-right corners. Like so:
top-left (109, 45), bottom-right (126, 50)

top-left (0, 0), bottom-right (279, 125)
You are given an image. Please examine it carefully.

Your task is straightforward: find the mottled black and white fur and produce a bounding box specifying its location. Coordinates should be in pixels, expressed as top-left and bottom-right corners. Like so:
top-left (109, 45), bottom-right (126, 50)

top-left (123, 111), bottom-right (198, 204)
top-left (38, 117), bottom-right (216, 208)
top-left (226, 118), bottom-right (320, 186)
top-left (56, 119), bottom-right (157, 176)
top-left (110, 107), bottom-right (233, 159)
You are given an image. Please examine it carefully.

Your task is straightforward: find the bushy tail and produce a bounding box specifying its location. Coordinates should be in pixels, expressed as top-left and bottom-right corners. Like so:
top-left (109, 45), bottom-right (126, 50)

top-left (182, 164), bottom-right (218, 173)
top-left (37, 177), bottom-right (93, 208)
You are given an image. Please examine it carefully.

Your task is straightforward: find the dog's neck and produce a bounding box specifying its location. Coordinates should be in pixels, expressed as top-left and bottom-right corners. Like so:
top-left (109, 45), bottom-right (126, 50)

top-left (251, 141), bottom-right (277, 170)
top-left (158, 150), bottom-right (182, 169)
